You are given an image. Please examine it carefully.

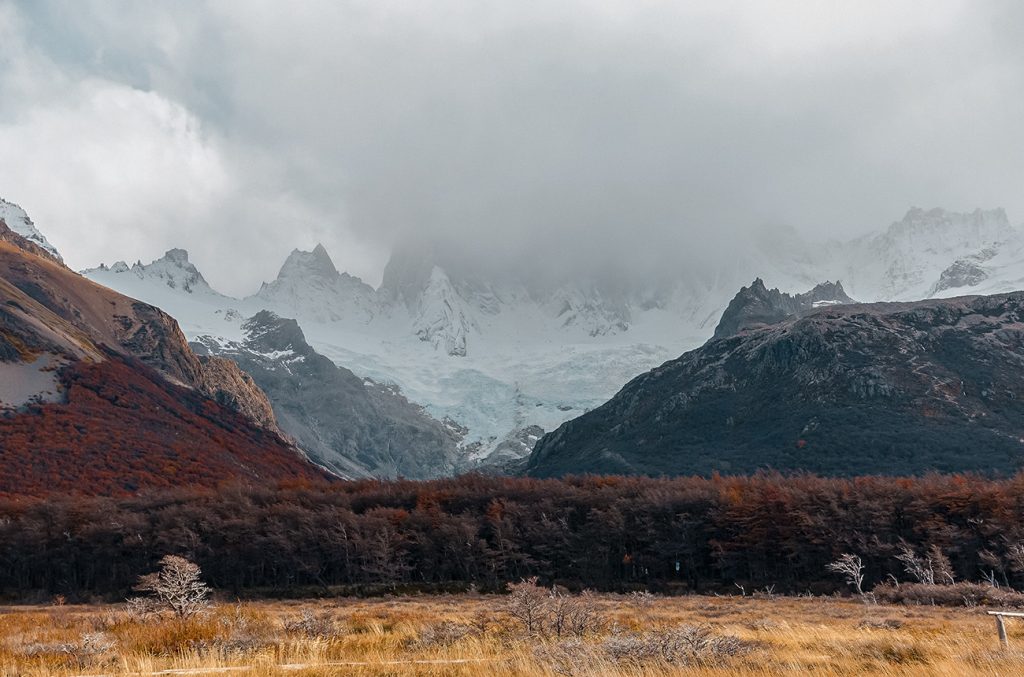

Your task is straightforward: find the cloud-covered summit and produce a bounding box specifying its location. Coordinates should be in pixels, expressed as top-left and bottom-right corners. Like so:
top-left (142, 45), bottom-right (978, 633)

top-left (2, 0), bottom-right (1023, 294)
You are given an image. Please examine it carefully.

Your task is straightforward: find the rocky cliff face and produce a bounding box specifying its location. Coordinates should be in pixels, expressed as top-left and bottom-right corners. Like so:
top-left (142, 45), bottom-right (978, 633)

top-left (528, 292), bottom-right (1024, 478)
top-left (713, 279), bottom-right (854, 339)
top-left (192, 311), bottom-right (464, 479)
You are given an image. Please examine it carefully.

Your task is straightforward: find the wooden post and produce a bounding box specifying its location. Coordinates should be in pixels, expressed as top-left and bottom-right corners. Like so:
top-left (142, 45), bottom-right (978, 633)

top-left (996, 614), bottom-right (1009, 648)
top-left (986, 611), bottom-right (1024, 648)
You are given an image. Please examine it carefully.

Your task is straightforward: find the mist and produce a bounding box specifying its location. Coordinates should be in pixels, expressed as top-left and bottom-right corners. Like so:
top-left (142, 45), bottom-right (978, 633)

top-left (1, 0), bottom-right (1022, 295)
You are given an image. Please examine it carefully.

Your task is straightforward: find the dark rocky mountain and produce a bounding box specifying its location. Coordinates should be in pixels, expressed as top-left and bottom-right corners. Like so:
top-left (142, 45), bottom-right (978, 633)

top-left (713, 278), bottom-right (854, 339)
top-left (0, 220), bottom-right (326, 495)
top-left (528, 291), bottom-right (1024, 478)
top-left (192, 311), bottom-right (463, 479)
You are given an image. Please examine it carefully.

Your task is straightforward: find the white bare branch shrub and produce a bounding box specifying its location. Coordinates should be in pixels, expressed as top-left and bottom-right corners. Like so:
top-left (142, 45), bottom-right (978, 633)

top-left (896, 544), bottom-right (935, 585)
top-left (603, 625), bottom-right (751, 665)
top-left (283, 610), bottom-right (338, 638)
top-left (826, 553), bottom-right (866, 596)
top-left (547, 589), bottom-right (603, 638)
top-left (629, 590), bottom-right (656, 610)
top-left (533, 639), bottom-right (597, 677)
top-left (128, 555), bottom-right (210, 618)
top-left (505, 577), bottom-right (550, 635)
top-left (895, 544), bottom-right (955, 586)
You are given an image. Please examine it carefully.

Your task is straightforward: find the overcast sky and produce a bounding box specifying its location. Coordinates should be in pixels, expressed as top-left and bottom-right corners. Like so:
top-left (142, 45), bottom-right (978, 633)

top-left (1, 1), bottom-right (1022, 295)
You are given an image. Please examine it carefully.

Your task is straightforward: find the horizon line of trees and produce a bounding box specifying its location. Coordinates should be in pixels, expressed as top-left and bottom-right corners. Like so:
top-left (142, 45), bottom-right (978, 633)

top-left (2, 472), bottom-right (1024, 600)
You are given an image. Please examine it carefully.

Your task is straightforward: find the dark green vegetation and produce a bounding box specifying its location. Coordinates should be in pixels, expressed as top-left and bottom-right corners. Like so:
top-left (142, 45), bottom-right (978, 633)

top-left (2, 473), bottom-right (1024, 599)
top-left (529, 293), bottom-right (1024, 477)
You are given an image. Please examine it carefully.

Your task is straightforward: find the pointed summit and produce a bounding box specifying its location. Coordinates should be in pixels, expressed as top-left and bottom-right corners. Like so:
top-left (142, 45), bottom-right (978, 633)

top-left (0, 198), bottom-right (63, 262)
top-left (163, 248), bottom-right (191, 264)
top-left (252, 244), bottom-right (377, 324)
top-left (713, 278), bottom-right (855, 339)
top-left (277, 243), bottom-right (339, 280)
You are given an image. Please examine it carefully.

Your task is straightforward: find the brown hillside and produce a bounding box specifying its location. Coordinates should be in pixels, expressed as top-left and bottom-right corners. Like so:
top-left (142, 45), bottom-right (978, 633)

top-left (0, 219), bottom-right (328, 495)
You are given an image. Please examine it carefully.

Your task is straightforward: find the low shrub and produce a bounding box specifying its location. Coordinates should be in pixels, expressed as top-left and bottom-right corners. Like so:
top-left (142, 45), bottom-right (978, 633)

top-left (857, 617), bottom-right (905, 630)
top-left (601, 625), bottom-right (753, 665)
top-left (533, 639), bottom-right (597, 676)
top-left (282, 609), bottom-right (338, 638)
top-left (416, 621), bottom-right (475, 647)
top-left (871, 582), bottom-right (1024, 608)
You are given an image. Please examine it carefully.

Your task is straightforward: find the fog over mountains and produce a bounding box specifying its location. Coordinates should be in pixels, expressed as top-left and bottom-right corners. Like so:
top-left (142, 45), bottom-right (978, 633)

top-left (81, 204), bottom-right (1024, 470)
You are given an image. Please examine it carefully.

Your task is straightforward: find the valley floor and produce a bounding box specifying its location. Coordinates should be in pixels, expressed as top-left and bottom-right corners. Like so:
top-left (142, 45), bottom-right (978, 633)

top-left (1, 594), bottom-right (1020, 676)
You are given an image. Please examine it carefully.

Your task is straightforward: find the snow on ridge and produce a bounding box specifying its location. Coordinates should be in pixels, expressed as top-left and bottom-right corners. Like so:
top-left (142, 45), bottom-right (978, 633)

top-left (0, 198), bottom-right (63, 261)
top-left (80, 205), bottom-right (1024, 465)
top-left (84, 248), bottom-right (221, 296)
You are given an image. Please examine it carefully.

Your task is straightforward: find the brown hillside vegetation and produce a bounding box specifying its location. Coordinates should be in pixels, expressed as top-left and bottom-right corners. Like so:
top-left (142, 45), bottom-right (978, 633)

top-left (0, 231), bottom-right (280, 430)
top-left (0, 354), bottom-right (328, 496)
top-left (0, 220), bottom-right (326, 494)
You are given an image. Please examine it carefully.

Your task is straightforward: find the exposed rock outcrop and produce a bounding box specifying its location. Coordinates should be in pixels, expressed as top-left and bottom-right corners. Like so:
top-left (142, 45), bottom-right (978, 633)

top-left (192, 311), bottom-right (464, 479)
top-left (529, 292), bottom-right (1024, 478)
top-left (712, 279), bottom-right (854, 339)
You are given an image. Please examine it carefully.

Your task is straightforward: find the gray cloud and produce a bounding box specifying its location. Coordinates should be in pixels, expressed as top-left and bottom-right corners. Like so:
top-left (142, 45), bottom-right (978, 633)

top-left (1, 0), bottom-right (1023, 295)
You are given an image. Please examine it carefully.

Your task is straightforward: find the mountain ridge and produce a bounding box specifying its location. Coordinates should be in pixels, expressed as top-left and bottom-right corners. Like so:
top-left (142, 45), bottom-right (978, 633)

top-left (0, 221), bottom-right (328, 495)
top-left (527, 290), bottom-right (1024, 477)
top-left (79, 204), bottom-right (1024, 466)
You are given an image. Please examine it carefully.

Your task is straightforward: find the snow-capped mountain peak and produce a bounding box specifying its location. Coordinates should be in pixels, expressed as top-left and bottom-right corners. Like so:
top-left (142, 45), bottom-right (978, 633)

top-left (250, 244), bottom-right (378, 324)
top-left (79, 203), bottom-right (1024, 471)
top-left (885, 207), bottom-right (1013, 250)
top-left (277, 243), bottom-right (340, 280)
top-left (834, 207), bottom-right (1020, 301)
top-left (0, 198), bottom-right (63, 262)
top-left (84, 248), bottom-right (218, 296)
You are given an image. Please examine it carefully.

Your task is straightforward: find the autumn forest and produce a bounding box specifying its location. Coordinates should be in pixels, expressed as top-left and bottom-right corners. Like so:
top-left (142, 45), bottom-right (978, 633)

top-left (3, 472), bottom-right (1023, 601)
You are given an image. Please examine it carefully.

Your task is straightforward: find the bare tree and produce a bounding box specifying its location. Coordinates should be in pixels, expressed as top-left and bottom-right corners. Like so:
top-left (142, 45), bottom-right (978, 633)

top-left (505, 577), bottom-right (549, 635)
top-left (896, 544), bottom-right (934, 585)
top-left (548, 589), bottom-right (603, 638)
top-left (826, 553), bottom-right (866, 596)
top-left (547, 589), bottom-right (574, 638)
top-left (128, 555), bottom-right (210, 618)
top-left (566, 590), bottom-right (603, 637)
top-left (928, 545), bottom-right (955, 585)
top-left (1007, 543), bottom-right (1024, 574)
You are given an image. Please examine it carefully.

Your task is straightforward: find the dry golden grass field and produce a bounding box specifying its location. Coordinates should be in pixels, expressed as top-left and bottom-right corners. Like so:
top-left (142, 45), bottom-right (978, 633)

top-left (2, 594), bottom-right (1023, 677)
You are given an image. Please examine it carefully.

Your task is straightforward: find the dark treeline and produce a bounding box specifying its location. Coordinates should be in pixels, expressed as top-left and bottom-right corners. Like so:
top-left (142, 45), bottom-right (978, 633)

top-left (2, 473), bottom-right (1024, 600)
